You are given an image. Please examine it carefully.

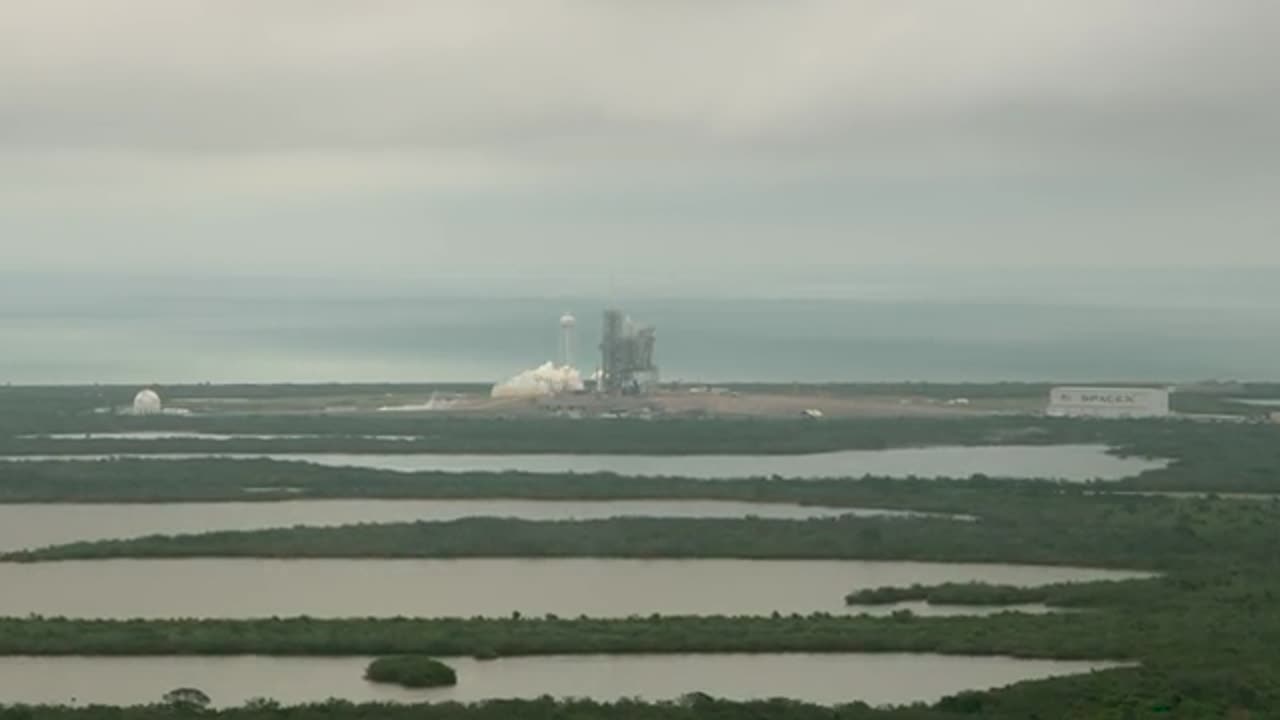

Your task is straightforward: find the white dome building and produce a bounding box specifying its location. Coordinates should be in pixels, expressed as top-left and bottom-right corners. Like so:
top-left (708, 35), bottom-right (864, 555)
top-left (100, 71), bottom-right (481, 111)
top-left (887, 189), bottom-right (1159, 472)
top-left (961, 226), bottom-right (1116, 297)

top-left (132, 389), bottom-right (163, 415)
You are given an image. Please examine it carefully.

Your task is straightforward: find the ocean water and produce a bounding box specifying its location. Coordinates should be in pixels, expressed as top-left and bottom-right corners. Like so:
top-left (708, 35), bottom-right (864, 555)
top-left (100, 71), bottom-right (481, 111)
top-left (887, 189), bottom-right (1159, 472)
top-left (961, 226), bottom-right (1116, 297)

top-left (4, 272), bottom-right (1280, 384)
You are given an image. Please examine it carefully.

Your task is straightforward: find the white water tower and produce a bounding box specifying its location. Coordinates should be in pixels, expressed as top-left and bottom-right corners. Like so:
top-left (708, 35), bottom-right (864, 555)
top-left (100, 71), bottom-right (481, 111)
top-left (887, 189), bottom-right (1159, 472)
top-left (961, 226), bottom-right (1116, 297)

top-left (559, 313), bottom-right (577, 368)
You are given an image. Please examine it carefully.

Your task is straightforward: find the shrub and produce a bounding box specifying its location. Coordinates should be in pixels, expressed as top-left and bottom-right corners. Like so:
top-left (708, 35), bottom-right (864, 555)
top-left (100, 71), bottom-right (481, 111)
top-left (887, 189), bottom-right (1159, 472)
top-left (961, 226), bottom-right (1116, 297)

top-left (364, 656), bottom-right (458, 689)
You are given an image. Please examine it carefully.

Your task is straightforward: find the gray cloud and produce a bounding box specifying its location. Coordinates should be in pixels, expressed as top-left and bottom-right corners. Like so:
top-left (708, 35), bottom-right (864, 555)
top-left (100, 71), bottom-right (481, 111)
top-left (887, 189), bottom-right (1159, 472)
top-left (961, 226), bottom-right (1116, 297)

top-left (1, 0), bottom-right (1277, 279)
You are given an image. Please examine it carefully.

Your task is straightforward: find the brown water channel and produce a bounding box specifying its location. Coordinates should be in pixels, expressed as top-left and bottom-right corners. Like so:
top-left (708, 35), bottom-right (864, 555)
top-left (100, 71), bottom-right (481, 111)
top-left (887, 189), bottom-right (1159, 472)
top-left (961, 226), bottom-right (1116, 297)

top-left (0, 558), bottom-right (1151, 619)
top-left (0, 444), bottom-right (1164, 480)
top-left (0, 499), bottom-right (949, 553)
top-left (0, 654), bottom-right (1129, 708)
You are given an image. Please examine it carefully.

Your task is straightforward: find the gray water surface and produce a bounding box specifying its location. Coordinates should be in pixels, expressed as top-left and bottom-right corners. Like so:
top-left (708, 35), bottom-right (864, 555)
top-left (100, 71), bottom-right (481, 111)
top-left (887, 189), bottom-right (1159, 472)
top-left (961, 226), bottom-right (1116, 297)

top-left (0, 654), bottom-right (1127, 707)
top-left (0, 558), bottom-right (1151, 619)
top-left (0, 444), bottom-right (1165, 481)
top-left (0, 499), bottom-right (933, 553)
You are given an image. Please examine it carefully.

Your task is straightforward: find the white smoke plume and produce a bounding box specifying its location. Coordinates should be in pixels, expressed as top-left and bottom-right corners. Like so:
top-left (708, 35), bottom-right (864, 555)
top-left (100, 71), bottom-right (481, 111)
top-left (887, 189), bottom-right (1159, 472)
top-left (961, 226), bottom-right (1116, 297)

top-left (491, 362), bottom-right (584, 399)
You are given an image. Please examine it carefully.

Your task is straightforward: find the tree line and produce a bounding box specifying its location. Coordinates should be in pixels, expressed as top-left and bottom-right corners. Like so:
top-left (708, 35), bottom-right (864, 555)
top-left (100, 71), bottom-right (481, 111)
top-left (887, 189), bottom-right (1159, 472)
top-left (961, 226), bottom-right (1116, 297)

top-left (10, 490), bottom-right (1275, 571)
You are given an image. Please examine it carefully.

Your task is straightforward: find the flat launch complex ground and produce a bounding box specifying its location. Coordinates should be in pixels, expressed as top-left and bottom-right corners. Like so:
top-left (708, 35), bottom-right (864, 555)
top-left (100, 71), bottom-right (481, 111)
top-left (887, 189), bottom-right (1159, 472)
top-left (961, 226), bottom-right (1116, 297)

top-left (150, 385), bottom-right (1063, 420)
top-left (90, 380), bottom-right (1268, 422)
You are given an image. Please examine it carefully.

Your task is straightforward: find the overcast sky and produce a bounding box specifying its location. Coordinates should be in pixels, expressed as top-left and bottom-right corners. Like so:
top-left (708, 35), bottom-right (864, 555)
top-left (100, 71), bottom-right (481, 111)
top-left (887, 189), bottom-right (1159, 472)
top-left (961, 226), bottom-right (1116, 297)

top-left (2, 1), bottom-right (1277, 288)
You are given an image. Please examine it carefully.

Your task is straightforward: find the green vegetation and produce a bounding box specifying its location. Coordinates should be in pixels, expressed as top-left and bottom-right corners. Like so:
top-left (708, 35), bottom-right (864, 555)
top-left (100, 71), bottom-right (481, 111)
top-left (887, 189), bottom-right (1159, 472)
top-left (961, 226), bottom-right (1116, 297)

top-left (0, 406), bottom-right (1221, 457)
top-left (0, 458), bottom-right (997, 507)
top-left (844, 580), bottom-right (1162, 608)
top-left (0, 583), bottom-right (1277, 716)
top-left (8, 384), bottom-right (1280, 716)
top-left (4, 688), bottom-right (1276, 720)
top-left (0, 611), bottom-right (1180, 658)
top-left (7, 512), bottom-right (1150, 564)
top-left (161, 688), bottom-right (211, 710)
top-left (847, 583), bottom-right (1055, 607)
top-left (5, 413), bottom-right (1280, 493)
top-left (364, 656), bottom-right (457, 688)
top-left (1, 414), bottom-right (1099, 455)
top-left (3, 474), bottom-right (1278, 715)
top-left (10, 487), bottom-right (1274, 571)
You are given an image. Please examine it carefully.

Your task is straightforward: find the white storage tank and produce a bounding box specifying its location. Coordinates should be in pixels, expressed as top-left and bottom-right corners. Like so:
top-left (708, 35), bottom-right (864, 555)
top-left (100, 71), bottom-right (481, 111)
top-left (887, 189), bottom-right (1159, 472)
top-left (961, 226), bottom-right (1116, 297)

top-left (1047, 386), bottom-right (1170, 418)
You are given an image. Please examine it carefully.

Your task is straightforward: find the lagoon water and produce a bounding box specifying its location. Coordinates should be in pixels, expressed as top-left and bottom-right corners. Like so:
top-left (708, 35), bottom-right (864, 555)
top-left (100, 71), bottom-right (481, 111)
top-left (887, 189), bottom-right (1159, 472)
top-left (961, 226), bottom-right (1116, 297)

top-left (248, 445), bottom-right (1161, 481)
top-left (0, 499), bottom-right (933, 553)
top-left (0, 558), bottom-right (1150, 619)
top-left (0, 653), bottom-right (1128, 707)
top-left (0, 444), bottom-right (1164, 481)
